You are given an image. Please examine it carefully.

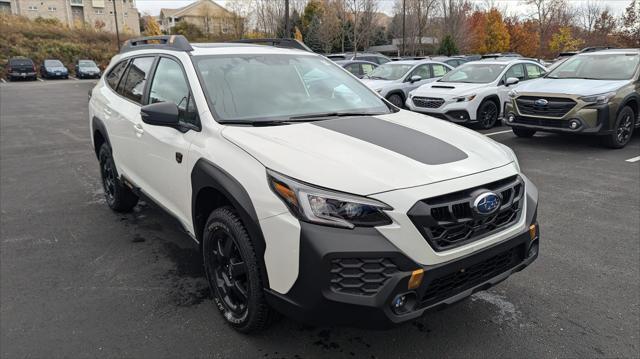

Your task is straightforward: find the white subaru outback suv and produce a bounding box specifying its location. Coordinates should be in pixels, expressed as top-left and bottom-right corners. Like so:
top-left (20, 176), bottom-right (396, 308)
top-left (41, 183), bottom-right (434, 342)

top-left (406, 58), bottom-right (547, 129)
top-left (89, 36), bottom-right (540, 333)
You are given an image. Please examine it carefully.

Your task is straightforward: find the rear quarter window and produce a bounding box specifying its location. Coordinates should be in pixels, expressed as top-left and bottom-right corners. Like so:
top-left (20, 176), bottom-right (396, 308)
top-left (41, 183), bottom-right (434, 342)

top-left (106, 60), bottom-right (129, 91)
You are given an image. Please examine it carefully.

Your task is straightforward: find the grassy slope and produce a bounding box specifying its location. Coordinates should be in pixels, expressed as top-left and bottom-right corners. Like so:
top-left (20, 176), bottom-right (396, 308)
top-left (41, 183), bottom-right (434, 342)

top-left (0, 15), bottom-right (133, 75)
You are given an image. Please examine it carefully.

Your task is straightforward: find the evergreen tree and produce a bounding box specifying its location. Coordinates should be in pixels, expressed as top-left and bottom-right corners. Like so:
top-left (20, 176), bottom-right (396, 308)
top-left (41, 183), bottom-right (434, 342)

top-left (438, 35), bottom-right (458, 56)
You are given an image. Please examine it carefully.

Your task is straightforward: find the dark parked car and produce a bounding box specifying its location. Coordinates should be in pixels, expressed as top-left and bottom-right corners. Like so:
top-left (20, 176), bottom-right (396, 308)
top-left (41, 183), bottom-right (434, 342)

top-left (335, 60), bottom-right (378, 78)
top-left (40, 59), bottom-right (69, 79)
top-left (430, 56), bottom-right (469, 67)
top-left (6, 58), bottom-right (37, 81)
top-left (75, 59), bottom-right (101, 79)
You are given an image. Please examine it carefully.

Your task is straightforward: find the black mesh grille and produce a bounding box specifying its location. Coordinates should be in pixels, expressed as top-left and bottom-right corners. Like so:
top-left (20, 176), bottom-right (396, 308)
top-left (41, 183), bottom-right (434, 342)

top-left (516, 96), bottom-right (576, 118)
top-left (408, 176), bottom-right (524, 252)
top-left (421, 246), bottom-right (522, 306)
top-left (513, 116), bottom-right (570, 128)
top-left (329, 258), bottom-right (398, 296)
top-left (413, 97), bottom-right (445, 109)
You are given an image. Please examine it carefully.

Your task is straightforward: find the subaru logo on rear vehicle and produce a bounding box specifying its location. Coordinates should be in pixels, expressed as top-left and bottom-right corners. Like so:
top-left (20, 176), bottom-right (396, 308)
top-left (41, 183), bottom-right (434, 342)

top-left (473, 192), bottom-right (501, 215)
top-left (534, 98), bottom-right (549, 106)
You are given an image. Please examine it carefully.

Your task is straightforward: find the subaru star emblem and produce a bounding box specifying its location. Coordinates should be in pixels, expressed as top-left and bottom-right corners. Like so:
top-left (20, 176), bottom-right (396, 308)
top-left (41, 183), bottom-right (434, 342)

top-left (534, 98), bottom-right (549, 106)
top-left (473, 192), bottom-right (501, 215)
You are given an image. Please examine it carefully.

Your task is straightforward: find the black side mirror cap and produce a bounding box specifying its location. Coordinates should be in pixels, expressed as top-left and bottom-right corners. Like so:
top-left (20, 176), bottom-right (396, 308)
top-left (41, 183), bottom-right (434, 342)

top-left (141, 102), bottom-right (180, 127)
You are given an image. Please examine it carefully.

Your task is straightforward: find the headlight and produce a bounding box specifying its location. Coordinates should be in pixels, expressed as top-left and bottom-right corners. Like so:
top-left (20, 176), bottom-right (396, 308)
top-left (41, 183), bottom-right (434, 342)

top-left (267, 169), bottom-right (393, 229)
top-left (579, 91), bottom-right (616, 105)
top-left (453, 94), bottom-right (476, 102)
top-left (508, 89), bottom-right (518, 98)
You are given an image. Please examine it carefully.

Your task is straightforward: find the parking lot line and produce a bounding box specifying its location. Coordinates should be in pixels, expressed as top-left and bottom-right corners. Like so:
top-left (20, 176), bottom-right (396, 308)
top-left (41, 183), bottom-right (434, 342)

top-left (0, 79), bottom-right (6, 83)
top-left (37, 78), bottom-right (44, 82)
top-left (626, 156), bottom-right (640, 163)
top-left (69, 76), bottom-right (79, 81)
top-left (485, 130), bottom-right (512, 136)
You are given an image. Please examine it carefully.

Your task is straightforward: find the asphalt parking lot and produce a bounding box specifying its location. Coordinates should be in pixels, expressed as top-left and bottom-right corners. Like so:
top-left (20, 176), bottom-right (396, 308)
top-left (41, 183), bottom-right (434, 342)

top-left (1, 79), bottom-right (639, 358)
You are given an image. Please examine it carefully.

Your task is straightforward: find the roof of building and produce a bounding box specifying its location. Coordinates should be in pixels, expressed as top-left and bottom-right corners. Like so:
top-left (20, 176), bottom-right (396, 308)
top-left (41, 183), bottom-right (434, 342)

top-left (160, 0), bottom-right (232, 19)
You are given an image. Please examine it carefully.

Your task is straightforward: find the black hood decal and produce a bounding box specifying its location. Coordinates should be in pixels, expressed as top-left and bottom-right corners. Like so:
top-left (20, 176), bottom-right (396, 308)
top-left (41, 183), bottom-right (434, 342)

top-left (313, 117), bottom-right (468, 165)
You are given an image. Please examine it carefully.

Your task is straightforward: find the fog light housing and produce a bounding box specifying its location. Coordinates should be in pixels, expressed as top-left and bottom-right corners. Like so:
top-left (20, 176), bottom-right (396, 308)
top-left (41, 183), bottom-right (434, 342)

top-left (391, 292), bottom-right (417, 314)
top-left (507, 113), bottom-right (515, 123)
top-left (528, 241), bottom-right (539, 258)
top-left (569, 119), bottom-right (581, 129)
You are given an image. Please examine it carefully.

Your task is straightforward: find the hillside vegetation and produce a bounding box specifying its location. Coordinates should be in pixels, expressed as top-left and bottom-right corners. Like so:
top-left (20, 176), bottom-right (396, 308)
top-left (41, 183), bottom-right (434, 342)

top-left (0, 15), bottom-right (132, 74)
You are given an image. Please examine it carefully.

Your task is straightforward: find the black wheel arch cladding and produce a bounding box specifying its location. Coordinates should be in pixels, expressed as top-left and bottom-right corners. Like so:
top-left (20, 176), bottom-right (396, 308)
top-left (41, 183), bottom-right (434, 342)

top-left (191, 158), bottom-right (270, 288)
top-left (92, 116), bottom-right (111, 158)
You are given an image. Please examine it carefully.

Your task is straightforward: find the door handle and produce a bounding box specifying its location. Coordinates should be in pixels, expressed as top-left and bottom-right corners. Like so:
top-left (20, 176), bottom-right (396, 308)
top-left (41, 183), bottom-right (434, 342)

top-left (104, 108), bottom-right (112, 115)
top-left (133, 123), bottom-right (144, 136)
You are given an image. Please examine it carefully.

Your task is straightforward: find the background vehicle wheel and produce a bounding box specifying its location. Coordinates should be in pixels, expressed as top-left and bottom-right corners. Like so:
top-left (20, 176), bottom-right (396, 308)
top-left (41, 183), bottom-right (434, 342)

top-left (476, 101), bottom-right (499, 129)
top-left (98, 143), bottom-right (138, 212)
top-left (512, 127), bottom-right (537, 138)
top-left (603, 106), bottom-right (635, 149)
top-left (202, 207), bottom-right (276, 333)
top-left (386, 94), bottom-right (404, 108)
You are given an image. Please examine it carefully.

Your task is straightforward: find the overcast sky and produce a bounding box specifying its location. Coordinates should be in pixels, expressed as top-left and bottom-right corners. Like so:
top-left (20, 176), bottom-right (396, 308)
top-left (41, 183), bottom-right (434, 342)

top-left (135, 0), bottom-right (632, 17)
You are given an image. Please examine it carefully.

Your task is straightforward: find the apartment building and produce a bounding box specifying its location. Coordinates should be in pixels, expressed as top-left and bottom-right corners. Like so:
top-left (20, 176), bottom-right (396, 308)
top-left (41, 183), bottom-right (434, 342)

top-left (1, 0), bottom-right (140, 35)
top-left (159, 0), bottom-right (234, 35)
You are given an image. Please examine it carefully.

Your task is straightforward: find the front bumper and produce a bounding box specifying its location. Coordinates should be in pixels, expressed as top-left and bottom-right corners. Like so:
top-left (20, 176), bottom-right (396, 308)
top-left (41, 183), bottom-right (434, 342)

top-left (266, 214), bottom-right (539, 328)
top-left (406, 96), bottom-right (479, 123)
top-left (504, 101), bottom-right (613, 135)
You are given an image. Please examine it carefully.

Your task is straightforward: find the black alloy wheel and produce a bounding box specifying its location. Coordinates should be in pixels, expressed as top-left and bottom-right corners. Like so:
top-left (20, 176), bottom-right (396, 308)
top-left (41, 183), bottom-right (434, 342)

top-left (604, 106), bottom-right (635, 149)
top-left (477, 101), bottom-right (498, 129)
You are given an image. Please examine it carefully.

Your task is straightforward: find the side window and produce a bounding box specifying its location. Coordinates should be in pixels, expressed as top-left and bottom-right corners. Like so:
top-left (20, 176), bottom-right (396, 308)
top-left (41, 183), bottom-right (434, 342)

top-left (106, 60), bottom-right (128, 90)
top-left (409, 64), bottom-right (430, 80)
top-left (504, 64), bottom-right (525, 81)
top-left (526, 64), bottom-right (545, 79)
top-left (118, 57), bottom-right (154, 103)
top-left (149, 57), bottom-right (198, 126)
top-left (431, 64), bottom-right (449, 77)
top-left (344, 63), bottom-right (360, 76)
top-left (361, 63), bottom-right (375, 76)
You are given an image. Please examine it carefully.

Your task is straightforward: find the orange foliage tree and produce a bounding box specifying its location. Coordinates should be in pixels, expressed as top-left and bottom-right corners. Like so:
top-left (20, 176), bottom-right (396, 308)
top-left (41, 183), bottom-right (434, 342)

top-left (506, 19), bottom-right (539, 58)
top-left (484, 9), bottom-right (510, 53)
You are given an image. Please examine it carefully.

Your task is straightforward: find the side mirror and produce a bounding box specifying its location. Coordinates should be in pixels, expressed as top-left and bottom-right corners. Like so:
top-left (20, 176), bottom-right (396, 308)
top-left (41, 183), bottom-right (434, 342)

top-left (505, 77), bottom-right (519, 86)
top-left (410, 75), bottom-right (422, 83)
top-left (141, 102), bottom-right (180, 127)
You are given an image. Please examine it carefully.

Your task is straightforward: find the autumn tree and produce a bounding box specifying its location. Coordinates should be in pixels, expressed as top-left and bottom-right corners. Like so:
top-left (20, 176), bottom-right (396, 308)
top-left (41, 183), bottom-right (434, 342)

top-left (549, 26), bottom-right (584, 53)
top-left (619, 0), bottom-right (640, 47)
top-left (467, 10), bottom-right (487, 53)
top-left (142, 15), bottom-right (162, 36)
top-left (506, 19), bottom-right (539, 58)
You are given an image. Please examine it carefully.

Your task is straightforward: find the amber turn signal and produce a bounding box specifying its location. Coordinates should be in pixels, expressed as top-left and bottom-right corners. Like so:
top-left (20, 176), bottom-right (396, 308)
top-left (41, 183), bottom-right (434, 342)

top-left (529, 224), bottom-right (537, 240)
top-left (408, 269), bottom-right (424, 290)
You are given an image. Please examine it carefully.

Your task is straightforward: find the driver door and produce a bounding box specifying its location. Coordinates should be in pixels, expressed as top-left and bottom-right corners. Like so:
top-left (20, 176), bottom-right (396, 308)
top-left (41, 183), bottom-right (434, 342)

top-left (136, 56), bottom-right (200, 225)
top-left (401, 64), bottom-right (431, 98)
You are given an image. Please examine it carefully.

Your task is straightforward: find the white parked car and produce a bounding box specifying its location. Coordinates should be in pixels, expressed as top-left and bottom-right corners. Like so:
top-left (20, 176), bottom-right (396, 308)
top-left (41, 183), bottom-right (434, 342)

top-left (361, 60), bottom-right (453, 108)
top-left (406, 58), bottom-right (548, 129)
top-left (89, 36), bottom-right (539, 333)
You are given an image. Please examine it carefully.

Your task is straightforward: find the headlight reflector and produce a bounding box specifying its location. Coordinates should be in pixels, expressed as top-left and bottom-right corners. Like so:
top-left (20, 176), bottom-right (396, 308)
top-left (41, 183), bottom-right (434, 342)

top-left (453, 94), bottom-right (476, 102)
top-left (267, 169), bottom-right (393, 229)
top-left (579, 91), bottom-right (616, 104)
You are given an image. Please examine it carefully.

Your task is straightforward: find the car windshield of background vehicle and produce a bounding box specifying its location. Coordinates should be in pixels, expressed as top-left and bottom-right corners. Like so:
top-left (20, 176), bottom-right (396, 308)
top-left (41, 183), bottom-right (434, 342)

top-left (365, 63), bottom-right (413, 80)
top-left (45, 60), bottom-right (63, 67)
top-left (193, 54), bottom-right (391, 123)
top-left (547, 53), bottom-right (640, 80)
top-left (438, 64), bottom-right (506, 83)
top-left (79, 60), bottom-right (97, 68)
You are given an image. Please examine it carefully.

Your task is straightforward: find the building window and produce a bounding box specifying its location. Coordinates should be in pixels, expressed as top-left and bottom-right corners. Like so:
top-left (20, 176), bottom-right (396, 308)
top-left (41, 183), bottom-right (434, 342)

top-left (48, 6), bottom-right (56, 11)
top-left (95, 9), bottom-right (103, 14)
top-left (70, 0), bottom-right (83, 5)
top-left (28, 5), bottom-right (37, 10)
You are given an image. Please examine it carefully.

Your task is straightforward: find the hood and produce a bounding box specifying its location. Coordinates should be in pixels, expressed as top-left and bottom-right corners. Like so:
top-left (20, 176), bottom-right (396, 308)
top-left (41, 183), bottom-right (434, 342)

top-left (222, 112), bottom-right (514, 195)
top-left (411, 82), bottom-right (490, 98)
top-left (515, 78), bottom-right (628, 96)
top-left (361, 79), bottom-right (398, 90)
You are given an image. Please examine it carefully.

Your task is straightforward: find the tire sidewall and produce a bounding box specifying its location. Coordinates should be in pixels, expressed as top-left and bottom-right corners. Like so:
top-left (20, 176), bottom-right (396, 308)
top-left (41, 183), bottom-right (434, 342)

top-left (202, 209), bottom-right (265, 332)
top-left (611, 106), bottom-right (635, 147)
top-left (477, 101), bottom-right (498, 129)
top-left (387, 93), bottom-right (404, 108)
top-left (98, 144), bottom-right (117, 208)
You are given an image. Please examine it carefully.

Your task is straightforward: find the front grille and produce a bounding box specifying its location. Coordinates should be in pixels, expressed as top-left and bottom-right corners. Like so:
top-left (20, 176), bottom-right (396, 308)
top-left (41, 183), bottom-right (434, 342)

top-left (408, 176), bottom-right (524, 252)
top-left (513, 116), bottom-right (569, 128)
top-left (413, 97), bottom-right (445, 109)
top-left (421, 246), bottom-right (522, 306)
top-left (329, 258), bottom-right (398, 296)
top-left (516, 96), bottom-right (576, 118)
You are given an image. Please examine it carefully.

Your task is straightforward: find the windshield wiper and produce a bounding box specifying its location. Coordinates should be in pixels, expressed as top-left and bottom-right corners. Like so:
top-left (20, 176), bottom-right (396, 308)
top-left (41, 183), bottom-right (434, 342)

top-left (368, 76), bottom-right (387, 80)
top-left (289, 111), bottom-right (385, 121)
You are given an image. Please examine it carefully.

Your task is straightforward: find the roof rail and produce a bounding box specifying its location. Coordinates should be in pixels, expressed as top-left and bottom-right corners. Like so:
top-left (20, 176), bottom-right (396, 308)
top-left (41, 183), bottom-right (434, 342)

top-left (227, 38), bottom-right (312, 52)
top-left (120, 35), bottom-right (193, 54)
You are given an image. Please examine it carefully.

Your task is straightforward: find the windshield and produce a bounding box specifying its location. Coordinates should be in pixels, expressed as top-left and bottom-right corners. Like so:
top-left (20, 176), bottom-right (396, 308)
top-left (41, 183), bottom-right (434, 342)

top-left (439, 63), bottom-right (506, 83)
top-left (193, 54), bottom-right (390, 123)
top-left (45, 60), bottom-right (64, 67)
top-left (547, 53), bottom-right (639, 80)
top-left (366, 63), bottom-right (413, 80)
top-left (79, 60), bottom-right (97, 68)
